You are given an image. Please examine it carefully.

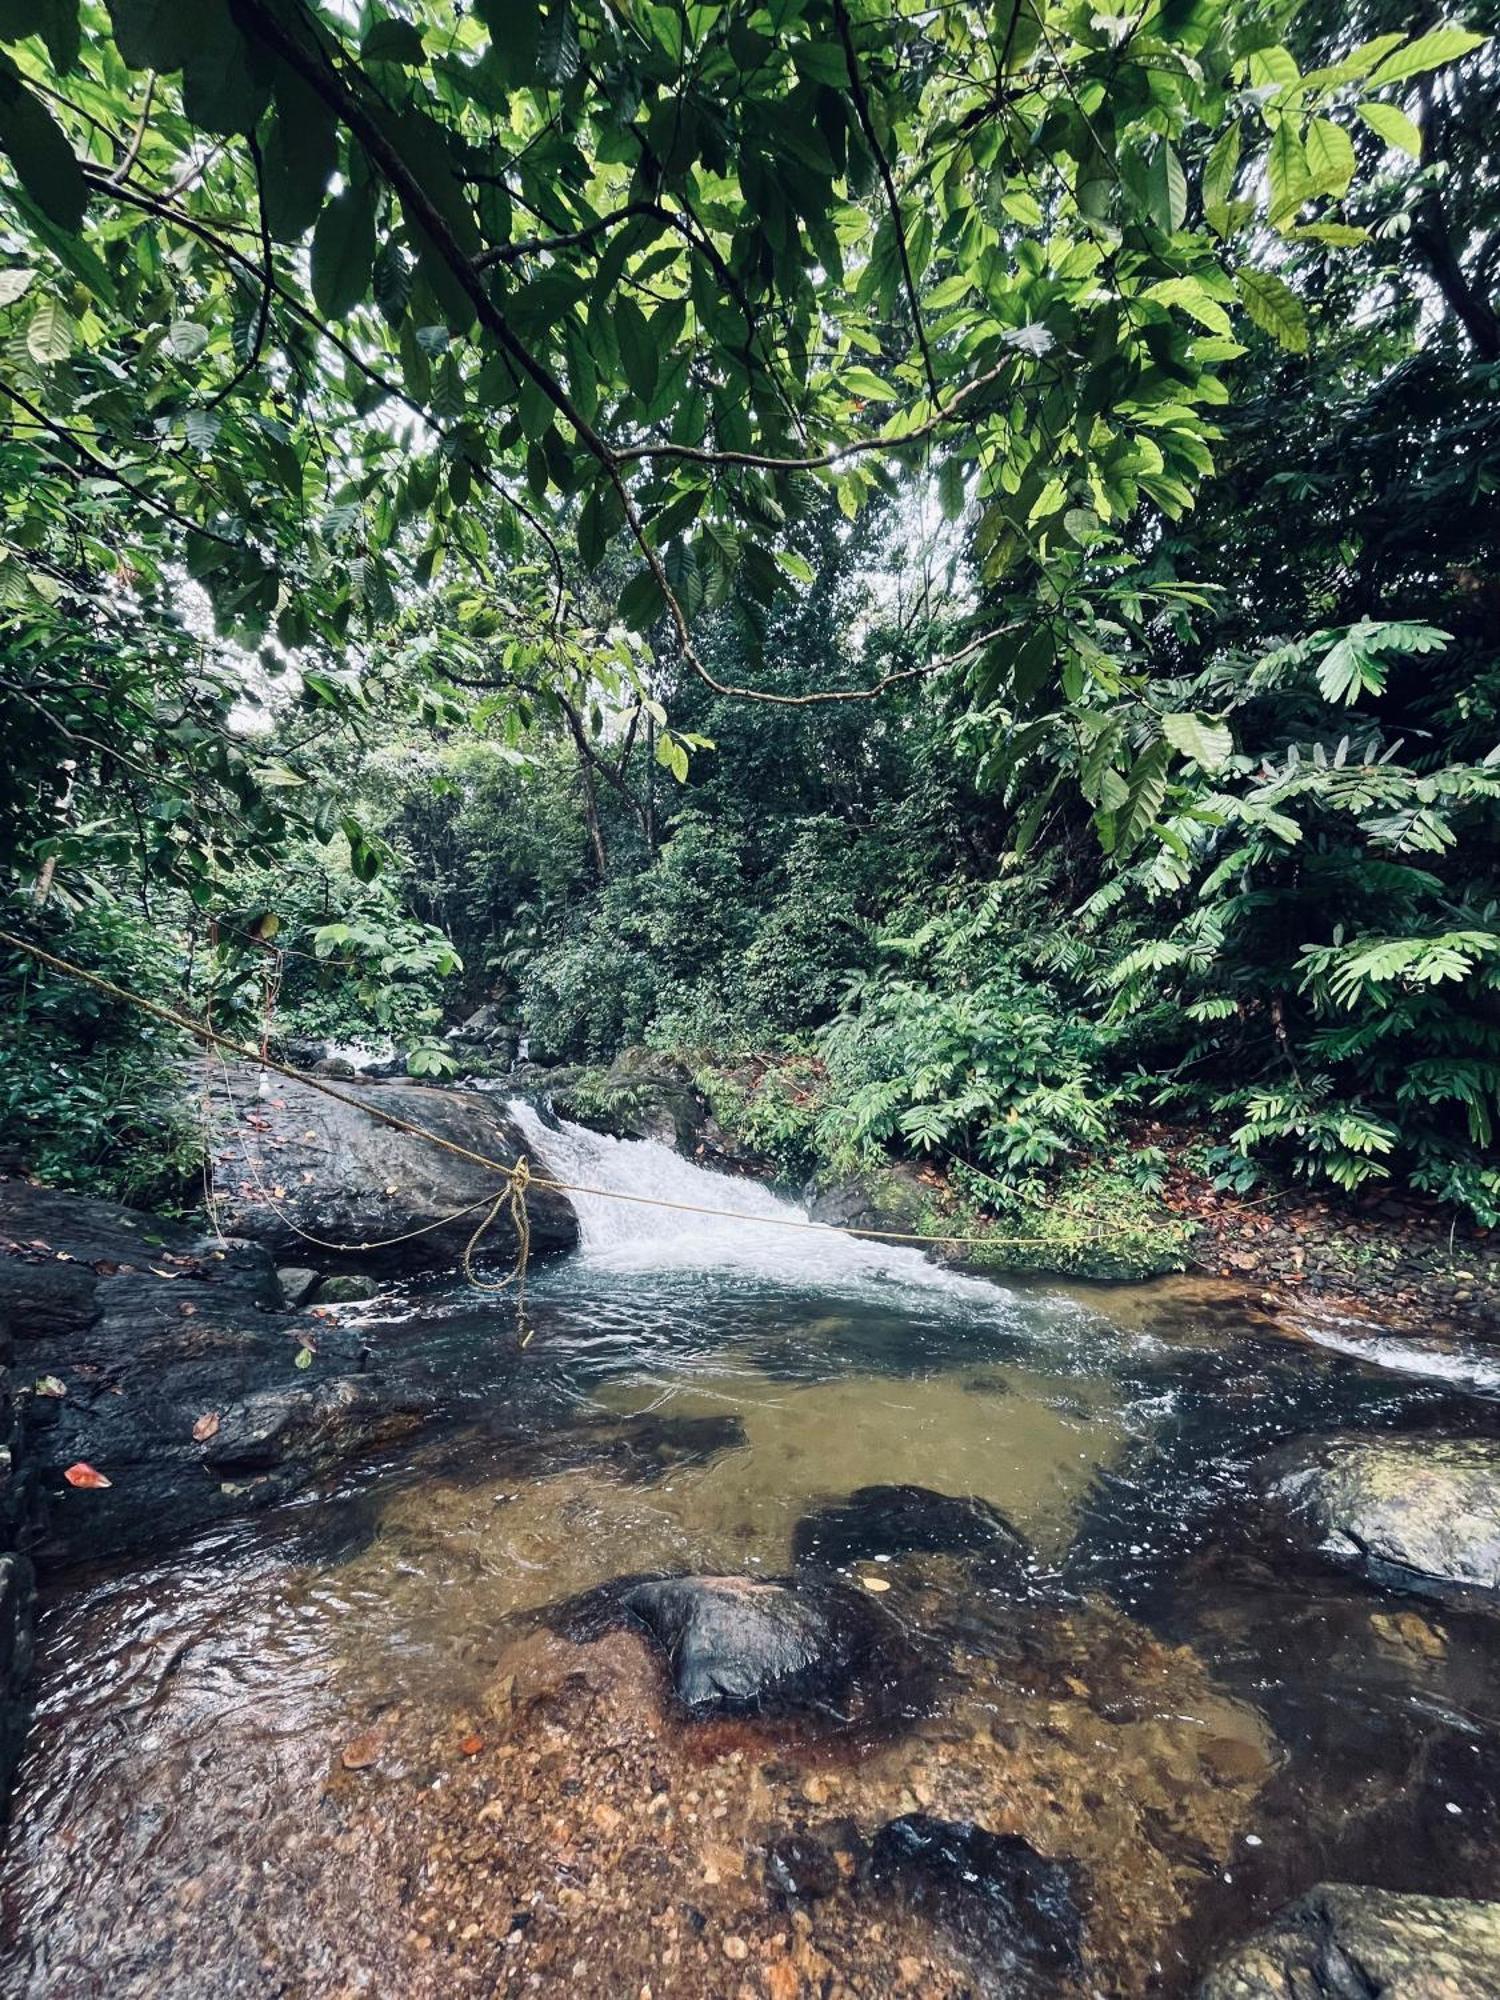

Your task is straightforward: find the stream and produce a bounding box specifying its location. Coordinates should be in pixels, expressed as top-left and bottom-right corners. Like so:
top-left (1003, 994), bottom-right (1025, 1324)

top-left (3, 1109), bottom-right (1500, 1996)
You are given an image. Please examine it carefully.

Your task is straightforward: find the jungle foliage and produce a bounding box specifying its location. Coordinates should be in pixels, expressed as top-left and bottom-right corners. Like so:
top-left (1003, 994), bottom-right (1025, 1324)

top-left (0, 0), bottom-right (1496, 1227)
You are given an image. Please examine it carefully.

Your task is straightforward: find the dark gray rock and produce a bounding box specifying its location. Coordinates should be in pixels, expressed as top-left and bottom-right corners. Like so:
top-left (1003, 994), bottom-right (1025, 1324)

top-left (560, 1048), bottom-right (707, 1153)
top-left (276, 1265), bottom-right (320, 1308)
top-left (1, 1181), bottom-right (434, 1562)
top-left (870, 1814), bottom-right (1082, 1974)
top-left (208, 1066), bottom-right (577, 1273)
top-left (1265, 1433), bottom-right (1500, 1604)
top-left (560, 1573), bottom-right (905, 1719)
top-left (204, 1377), bottom-right (427, 1475)
top-left (1195, 1882), bottom-right (1500, 1998)
top-left (793, 1483), bottom-right (1033, 1587)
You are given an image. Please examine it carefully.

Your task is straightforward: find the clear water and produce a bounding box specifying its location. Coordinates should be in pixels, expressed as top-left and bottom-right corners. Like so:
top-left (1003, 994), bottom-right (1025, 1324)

top-left (4, 1117), bottom-right (1500, 1997)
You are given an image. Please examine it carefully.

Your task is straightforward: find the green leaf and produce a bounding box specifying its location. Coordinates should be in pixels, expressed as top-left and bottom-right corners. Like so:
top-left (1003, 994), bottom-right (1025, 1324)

top-left (182, 0), bottom-right (271, 135)
top-left (1305, 118), bottom-right (1356, 197)
top-left (1368, 27), bottom-right (1486, 87)
top-left (25, 293), bottom-right (71, 362)
top-left (1161, 711), bottom-right (1233, 770)
top-left (169, 317), bottom-right (209, 360)
top-left (613, 295), bottom-right (657, 403)
top-left (105, 0), bottom-right (195, 69)
top-left (618, 563), bottom-right (666, 631)
top-left (0, 264), bottom-right (31, 307)
top-left (311, 186), bottom-right (377, 321)
top-left (1202, 123), bottom-right (1241, 235)
top-left (294, 1344), bottom-right (314, 1369)
top-left (362, 18), bottom-right (427, 63)
top-left (1145, 140), bottom-right (1187, 233)
top-left (841, 363), bottom-right (897, 401)
top-left (1235, 268), bottom-right (1308, 353)
top-left (0, 65), bottom-right (86, 231)
top-left (261, 69), bottom-right (337, 242)
top-left (1357, 100), bottom-right (1422, 158)
top-left (1266, 121), bottom-right (1310, 224)
top-left (938, 455), bottom-right (966, 522)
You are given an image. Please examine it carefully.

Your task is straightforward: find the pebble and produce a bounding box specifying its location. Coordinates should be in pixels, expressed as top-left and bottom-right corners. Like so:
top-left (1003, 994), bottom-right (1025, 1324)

top-left (722, 1935), bottom-right (749, 1962)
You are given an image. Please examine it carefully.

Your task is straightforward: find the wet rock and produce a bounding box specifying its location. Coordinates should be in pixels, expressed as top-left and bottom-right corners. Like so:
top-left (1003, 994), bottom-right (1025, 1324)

top-left (793, 1483), bottom-right (1033, 1587)
top-left (276, 1266), bottom-right (320, 1308)
top-left (558, 1048), bottom-right (707, 1154)
top-left (1196, 1882), bottom-right (1500, 1997)
top-left (205, 1377), bottom-right (429, 1474)
top-left (870, 1813), bottom-right (1083, 1973)
top-left (209, 1066), bottom-right (578, 1273)
top-left (1265, 1434), bottom-right (1500, 1603)
top-left (1, 1181), bottom-right (435, 1561)
top-left (559, 1573), bottom-right (905, 1719)
top-left (312, 1274), bottom-right (384, 1306)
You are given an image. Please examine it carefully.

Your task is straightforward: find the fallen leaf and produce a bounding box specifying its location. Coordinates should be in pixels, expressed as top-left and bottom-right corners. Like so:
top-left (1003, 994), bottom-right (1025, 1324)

top-left (458, 1733), bottom-right (484, 1757)
top-left (860, 1575), bottom-right (892, 1593)
top-left (64, 1462), bottom-right (111, 1489)
top-left (340, 1735), bottom-right (380, 1772)
top-left (192, 1411), bottom-right (221, 1442)
top-left (294, 1344), bottom-right (315, 1369)
top-left (33, 1375), bottom-right (67, 1398)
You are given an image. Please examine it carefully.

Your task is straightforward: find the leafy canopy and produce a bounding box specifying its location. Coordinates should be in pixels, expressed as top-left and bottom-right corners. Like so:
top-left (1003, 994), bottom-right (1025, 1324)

top-left (0, 0), bottom-right (1486, 899)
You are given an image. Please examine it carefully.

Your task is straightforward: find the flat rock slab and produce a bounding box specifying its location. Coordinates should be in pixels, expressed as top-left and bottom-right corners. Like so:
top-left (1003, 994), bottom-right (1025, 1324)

top-left (870, 1813), bottom-right (1082, 1976)
top-left (559, 1573), bottom-right (909, 1721)
top-left (793, 1482), bottom-right (1033, 1586)
top-left (209, 1068), bottom-right (577, 1272)
top-left (1, 1181), bottom-right (432, 1561)
top-left (1196, 1882), bottom-right (1500, 1998)
top-left (1265, 1433), bottom-right (1500, 1604)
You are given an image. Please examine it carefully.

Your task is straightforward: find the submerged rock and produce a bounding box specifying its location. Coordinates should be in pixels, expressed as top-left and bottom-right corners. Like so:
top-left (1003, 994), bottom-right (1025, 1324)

top-left (1196, 1882), bottom-right (1500, 1997)
top-left (1265, 1433), bottom-right (1500, 1603)
top-left (559, 1573), bottom-right (905, 1719)
top-left (793, 1482), bottom-right (1033, 1586)
top-left (870, 1813), bottom-right (1083, 1973)
top-left (204, 1377), bottom-right (428, 1475)
top-left (209, 1067), bottom-right (577, 1273)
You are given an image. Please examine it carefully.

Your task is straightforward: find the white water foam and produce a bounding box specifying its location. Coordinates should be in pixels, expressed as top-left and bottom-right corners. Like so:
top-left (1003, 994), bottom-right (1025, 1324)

top-left (1294, 1315), bottom-right (1500, 1396)
top-left (506, 1098), bottom-right (1020, 1310)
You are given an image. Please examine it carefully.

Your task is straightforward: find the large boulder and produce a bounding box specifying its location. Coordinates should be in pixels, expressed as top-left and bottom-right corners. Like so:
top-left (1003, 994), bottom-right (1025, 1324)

top-left (870, 1814), bottom-right (1083, 1975)
top-left (1196, 1883), bottom-right (1500, 1998)
top-left (1264, 1434), bottom-right (1500, 1604)
top-left (0, 1181), bottom-right (432, 1561)
top-left (558, 1572), bottom-right (906, 1720)
top-left (793, 1482), bottom-right (1034, 1588)
top-left (209, 1067), bottom-right (577, 1273)
top-left (557, 1047), bottom-right (708, 1154)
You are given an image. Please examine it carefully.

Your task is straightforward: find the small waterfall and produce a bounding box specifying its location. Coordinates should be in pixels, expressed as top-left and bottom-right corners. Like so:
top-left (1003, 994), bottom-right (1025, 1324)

top-left (506, 1099), bottom-right (1017, 1307)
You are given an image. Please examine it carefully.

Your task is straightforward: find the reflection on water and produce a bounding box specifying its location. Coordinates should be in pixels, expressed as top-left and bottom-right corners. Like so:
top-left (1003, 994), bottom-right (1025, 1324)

top-left (5, 1119), bottom-right (1500, 1995)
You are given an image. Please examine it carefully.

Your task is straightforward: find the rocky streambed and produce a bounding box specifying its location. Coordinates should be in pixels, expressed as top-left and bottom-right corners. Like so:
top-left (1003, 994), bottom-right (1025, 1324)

top-left (2, 1078), bottom-right (1500, 1995)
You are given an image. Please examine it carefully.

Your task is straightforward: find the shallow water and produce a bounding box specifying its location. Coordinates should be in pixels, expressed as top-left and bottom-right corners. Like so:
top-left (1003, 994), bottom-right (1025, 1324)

top-left (5, 1117), bottom-right (1500, 1996)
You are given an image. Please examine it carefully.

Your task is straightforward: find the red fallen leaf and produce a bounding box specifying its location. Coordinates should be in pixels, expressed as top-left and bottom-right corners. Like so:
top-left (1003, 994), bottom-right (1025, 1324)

top-left (192, 1411), bottom-right (221, 1442)
top-left (64, 1462), bottom-right (111, 1489)
top-left (340, 1734), bottom-right (380, 1771)
top-left (458, 1733), bottom-right (484, 1757)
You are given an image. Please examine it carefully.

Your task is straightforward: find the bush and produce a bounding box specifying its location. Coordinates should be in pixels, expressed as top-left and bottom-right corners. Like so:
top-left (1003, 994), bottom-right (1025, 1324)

top-left (0, 901), bottom-right (203, 1211)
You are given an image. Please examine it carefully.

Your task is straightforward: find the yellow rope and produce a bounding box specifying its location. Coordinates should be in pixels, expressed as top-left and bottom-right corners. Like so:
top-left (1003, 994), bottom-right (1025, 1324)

top-left (0, 930), bottom-right (1104, 1256)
